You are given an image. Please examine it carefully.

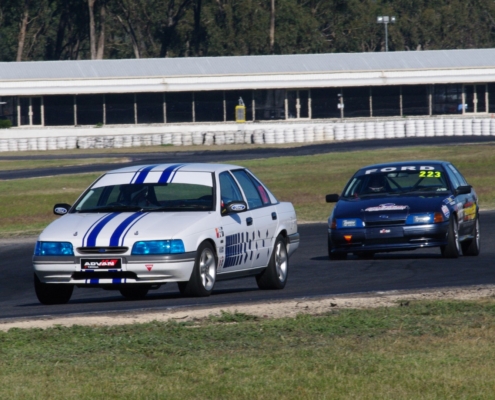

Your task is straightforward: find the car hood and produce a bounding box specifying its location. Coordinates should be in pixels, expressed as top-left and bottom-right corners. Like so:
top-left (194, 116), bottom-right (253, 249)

top-left (333, 194), bottom-right (450, 221)
top-left (39, 211), bottom-right (213, 247)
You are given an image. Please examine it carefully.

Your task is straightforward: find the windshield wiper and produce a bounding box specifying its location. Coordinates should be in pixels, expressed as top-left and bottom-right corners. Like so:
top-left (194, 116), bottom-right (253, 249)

top-left (77, 205), bottom-right (143, 213)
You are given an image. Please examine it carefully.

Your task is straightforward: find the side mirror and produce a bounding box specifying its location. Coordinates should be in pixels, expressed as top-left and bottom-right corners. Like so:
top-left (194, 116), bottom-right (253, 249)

top-left (224, 201), bottom-right (248, 214)
top-left (326, 194), bottom-right (340, 203)
top-left (53, 203), bottom-right (71, 216)
top-left (455, 185), bottom-right (472, 195)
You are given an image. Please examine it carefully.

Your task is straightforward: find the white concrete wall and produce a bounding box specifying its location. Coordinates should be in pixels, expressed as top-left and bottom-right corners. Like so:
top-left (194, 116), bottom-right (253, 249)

top-left (1, 117), bottom-right (494, 152)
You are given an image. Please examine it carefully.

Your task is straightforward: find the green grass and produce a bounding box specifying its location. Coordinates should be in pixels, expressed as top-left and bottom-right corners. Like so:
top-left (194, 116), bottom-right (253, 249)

top-left (2, 300), bottom-right (495, 399)
top-left (1, 143), bottom-right (495, 237)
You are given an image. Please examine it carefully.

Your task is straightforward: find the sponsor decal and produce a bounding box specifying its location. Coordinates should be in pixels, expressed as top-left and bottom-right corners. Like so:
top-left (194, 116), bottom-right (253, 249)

top-left (54, 207), bottom-right (68, 214)
top-left (441, 205), bottom-right (450, 218)
top-left (145, 264), bottom-right (153, 271)
top-left (81, 258), bottom-right (122, 269)
top-left (343, 220), bottom-right (356, 227)
top-left (443, 196), bottom-right (455, 205)
top-left (380, 229), bottom-right (391, 234)
top-left (419, 171), bottom-right (441, 178)
top-left (463, 203), bottom-right (476, 221)
top-left (230, 204), bottom-right (246, 211)
top-left (218, 246), bottom-right (225, 254)
top-left (365, 203), bottom-right (408, 212)
top-left (215, 227), bottom-right (225, 238)
top-left (364, 166), bottom-right (436, 175)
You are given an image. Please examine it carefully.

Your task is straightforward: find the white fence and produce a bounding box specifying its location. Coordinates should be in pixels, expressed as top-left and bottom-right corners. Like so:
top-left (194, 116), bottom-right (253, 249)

top-left (1, 117), bottom-right (495, 152)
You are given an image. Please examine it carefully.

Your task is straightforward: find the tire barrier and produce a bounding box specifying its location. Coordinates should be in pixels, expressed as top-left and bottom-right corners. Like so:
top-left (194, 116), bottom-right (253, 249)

top-left (2, 118), bottom-right (495, 152)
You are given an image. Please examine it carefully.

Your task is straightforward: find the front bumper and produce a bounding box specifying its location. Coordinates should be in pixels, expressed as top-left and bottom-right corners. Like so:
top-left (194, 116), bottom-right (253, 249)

top-left (33, 252), bottom-right (197, 285)
top-left (328, 221), bottom-right (449, 254)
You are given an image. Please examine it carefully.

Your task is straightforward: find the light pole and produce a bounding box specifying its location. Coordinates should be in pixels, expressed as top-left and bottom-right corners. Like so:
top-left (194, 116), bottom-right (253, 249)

top-left (377, 16), bottom-right (396, 52)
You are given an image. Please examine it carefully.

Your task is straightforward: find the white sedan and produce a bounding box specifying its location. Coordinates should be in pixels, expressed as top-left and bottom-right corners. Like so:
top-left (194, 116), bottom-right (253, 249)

top-left (33, 163), bottom-right (299, 304)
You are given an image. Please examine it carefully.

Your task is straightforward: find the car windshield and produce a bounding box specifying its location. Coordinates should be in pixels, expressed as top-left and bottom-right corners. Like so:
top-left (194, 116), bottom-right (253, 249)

top-left (341, 169), bottom-right (450, 199)
top-left (73, 182), bottom-right (214, 212)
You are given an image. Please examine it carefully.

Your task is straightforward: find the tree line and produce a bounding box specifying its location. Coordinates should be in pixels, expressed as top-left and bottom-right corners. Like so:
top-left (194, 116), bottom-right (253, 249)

top-left (1, 0), bottom-right (495, 62)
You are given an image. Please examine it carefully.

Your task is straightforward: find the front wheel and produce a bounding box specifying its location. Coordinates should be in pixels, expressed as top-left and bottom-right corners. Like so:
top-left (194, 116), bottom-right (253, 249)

top-left (179, 241), bottom-right (217, 297)
top-left (256, 235), bottom-right (288, 290)
top-left (441, 217), bottom-right (460, 258)
top-left (34, 274), bottom-right (73, 305)
top-left (461, 216), bottom-right (480, 256)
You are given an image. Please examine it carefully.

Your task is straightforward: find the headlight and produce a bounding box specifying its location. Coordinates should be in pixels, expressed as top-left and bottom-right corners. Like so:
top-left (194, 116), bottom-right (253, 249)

top-left (406, 214), bottom-right (444, 225)
top-left (131, 240), bottom-right (185, 255)
top-left (335, 219), bottom-right (364, 229)
top-left (34, 241), bottom-right (74, 256)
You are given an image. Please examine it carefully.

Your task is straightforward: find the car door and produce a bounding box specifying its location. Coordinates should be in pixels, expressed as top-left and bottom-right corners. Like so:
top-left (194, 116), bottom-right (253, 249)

top-left (231, 169), bottom-right (278, 269)
top-left (445, 164), bottom-right (476, 235)
top-left (447, 164), bottom-right (477, 234)
top-left (216, 171), bottom-right (254, 273)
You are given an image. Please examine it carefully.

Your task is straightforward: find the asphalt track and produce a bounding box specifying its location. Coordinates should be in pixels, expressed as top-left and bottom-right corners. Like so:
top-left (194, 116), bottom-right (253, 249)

top-left (2, 135), bottom-right (495, 180)
top-left (1, 211), bottom-right (495, 322)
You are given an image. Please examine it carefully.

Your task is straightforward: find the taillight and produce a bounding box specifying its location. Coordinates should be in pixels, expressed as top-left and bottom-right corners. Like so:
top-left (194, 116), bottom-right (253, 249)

top-left (330, 219), bottom-right (337, 229)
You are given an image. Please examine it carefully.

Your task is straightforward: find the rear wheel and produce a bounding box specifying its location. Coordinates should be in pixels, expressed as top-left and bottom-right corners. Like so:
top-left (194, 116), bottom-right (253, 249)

top-left (441, 217), bottom-right (460, 258)
top-left (256, 235), bottom-right (288, 290)
top-left (179, 241), bottom-right (217, 297)
top-left (119, 285), bottom-right (150, 300)
top-left (34, 274), bottom-right (73, 305)
top-left (461, 216), bottom-right (480, 256)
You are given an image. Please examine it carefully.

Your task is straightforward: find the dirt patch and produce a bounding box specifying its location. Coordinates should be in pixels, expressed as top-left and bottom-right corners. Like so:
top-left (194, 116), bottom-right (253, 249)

top-left (2, 285), bottom-right (495, 331)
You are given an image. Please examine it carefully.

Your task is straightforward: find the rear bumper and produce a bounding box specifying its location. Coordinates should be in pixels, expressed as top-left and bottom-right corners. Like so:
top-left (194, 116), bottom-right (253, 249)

top-left (33, 252), bottom-right (197, 285)
top-left (328, 222), bottom-right (449, 253)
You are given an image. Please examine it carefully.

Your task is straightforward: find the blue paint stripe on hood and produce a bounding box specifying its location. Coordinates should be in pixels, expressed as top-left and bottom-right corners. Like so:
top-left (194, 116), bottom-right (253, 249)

top-left (158, 164), bottom-right (184, 183)
top-left (109, 212), bottom-right (144, 246)
top-left (119, 212), bottom-right (149, 246)
top-left (82, 213), bottom-right (111, 247)
top-left (86, 212), bottom-right (120, 247)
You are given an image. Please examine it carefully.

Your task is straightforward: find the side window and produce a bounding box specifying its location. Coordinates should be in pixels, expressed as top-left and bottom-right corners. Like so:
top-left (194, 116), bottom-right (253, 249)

top-left (232, 170), bottom-right (269, 209)
top-left (449, 165), bottom-right (468, 186)
top-left (446, 165), bottom-right (461, 189)
top-left (219, 172), bottom-right (244, 206)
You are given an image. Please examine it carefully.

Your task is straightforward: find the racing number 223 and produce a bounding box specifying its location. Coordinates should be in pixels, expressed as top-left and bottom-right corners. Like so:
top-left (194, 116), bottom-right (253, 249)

top-left (419, 171), bottom-right (441, 178)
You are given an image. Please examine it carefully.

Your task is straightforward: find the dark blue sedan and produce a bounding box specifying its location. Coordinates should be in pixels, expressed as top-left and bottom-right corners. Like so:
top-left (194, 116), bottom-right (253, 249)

top-left (325, 160), bottom-right (479, 259)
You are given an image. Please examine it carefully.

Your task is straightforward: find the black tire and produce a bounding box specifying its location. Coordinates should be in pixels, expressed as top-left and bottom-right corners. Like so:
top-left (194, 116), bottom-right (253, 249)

top-left (179, 241), bottom-right (217, 297)
top-left (328, 238), bottom-right (347, 260)
top-left (34, 274), bottom-right (73, 305)
top-left (461, 216), bottom-right (480, 256)
top-left (256, 235), bottom-right (289, 290)
top-left (441, 217), bottom-right (460, 258)
top-left (119, 285), bottom-right (150, 300)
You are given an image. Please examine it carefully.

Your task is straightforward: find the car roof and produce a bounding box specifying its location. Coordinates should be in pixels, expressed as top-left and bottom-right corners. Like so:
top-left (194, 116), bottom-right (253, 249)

top-left (107, 163), bottom-right (244, 174)
top-left (358, 160), bottom-right (448, 172)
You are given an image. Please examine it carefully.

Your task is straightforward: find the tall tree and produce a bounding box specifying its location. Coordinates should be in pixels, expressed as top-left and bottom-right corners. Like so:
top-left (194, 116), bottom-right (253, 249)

top-left (88, 0), bottom-right (105, 59)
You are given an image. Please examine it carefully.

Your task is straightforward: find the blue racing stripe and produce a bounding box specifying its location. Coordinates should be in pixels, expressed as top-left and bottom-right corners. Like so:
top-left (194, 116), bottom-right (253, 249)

top-left (109, 212), bottom-right (144, 246)
top-left (119, 212), bottom-right (149, 246)
top-left (82, 213), bottom-right (111, 247)
top-left (133, 165), bottom-right (158, 184)
top-left (158, 164), bottom-right (184, 183)
top-left (86, 212), bottom-right (120, 247)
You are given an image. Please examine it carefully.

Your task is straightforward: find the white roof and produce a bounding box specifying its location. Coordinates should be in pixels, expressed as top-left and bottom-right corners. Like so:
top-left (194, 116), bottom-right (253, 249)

top-left (1, 49), bottom-right (495, 96)
top-left (108, 163), bottom-right (241, 175)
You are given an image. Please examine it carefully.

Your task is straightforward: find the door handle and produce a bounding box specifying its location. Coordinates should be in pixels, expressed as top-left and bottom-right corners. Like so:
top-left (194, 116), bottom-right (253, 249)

top-left (246, 217), bottom-right (253, 226)
top-left (272, 212), bottom-right (277, 220)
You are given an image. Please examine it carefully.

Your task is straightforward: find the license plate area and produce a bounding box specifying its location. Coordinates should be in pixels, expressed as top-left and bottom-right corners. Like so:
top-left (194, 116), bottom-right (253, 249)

top-left (366, 227), bottom-right (403, 239)
top-left (80, 258), bottom-right (122, 270)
